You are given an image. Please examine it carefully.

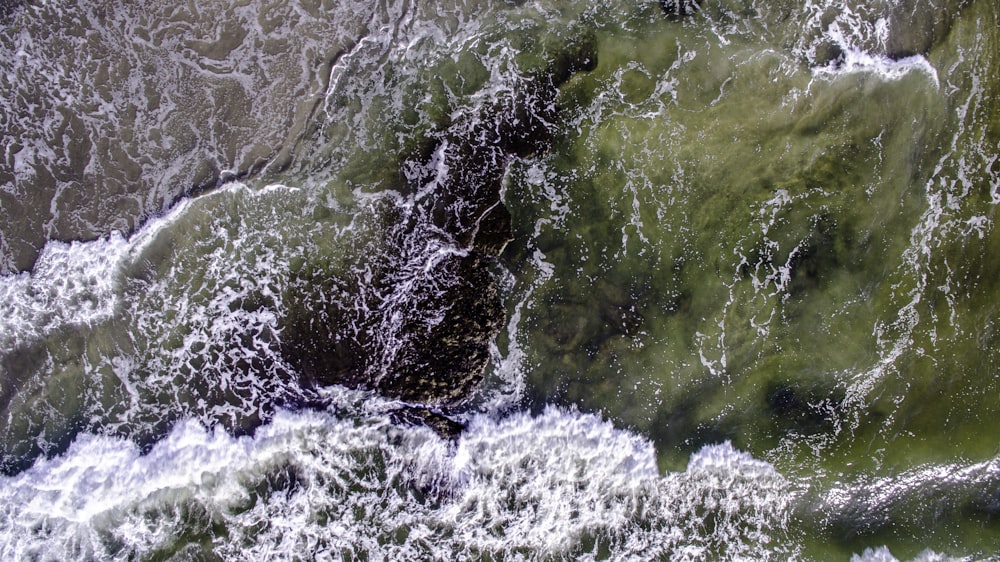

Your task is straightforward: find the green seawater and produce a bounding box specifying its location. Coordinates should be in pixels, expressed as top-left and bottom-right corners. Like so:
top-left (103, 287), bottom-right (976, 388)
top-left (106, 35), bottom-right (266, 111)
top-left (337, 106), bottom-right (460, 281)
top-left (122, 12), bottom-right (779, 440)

top-left (0, 0), bottom-right (998, 559)
top-left (495, 0), bottom-right (1000, 557)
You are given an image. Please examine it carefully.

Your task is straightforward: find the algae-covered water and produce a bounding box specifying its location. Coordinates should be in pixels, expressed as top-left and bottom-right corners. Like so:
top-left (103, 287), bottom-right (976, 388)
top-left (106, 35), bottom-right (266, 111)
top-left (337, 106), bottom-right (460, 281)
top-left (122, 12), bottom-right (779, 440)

top-left (1, 0), bottom-right (998, 560)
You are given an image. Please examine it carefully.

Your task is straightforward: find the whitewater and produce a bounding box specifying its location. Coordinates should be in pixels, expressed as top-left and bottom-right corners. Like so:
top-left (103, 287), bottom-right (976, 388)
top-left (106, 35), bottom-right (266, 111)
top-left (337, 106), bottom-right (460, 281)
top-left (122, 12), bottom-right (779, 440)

top-left (1, 0), bottom-right (998, 559)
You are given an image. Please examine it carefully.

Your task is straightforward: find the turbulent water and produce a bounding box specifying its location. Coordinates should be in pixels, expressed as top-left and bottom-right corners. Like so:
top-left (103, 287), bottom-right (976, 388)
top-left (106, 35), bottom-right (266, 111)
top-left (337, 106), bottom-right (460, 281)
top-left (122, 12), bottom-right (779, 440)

top-left (1, 0), bottom-right (998, 559)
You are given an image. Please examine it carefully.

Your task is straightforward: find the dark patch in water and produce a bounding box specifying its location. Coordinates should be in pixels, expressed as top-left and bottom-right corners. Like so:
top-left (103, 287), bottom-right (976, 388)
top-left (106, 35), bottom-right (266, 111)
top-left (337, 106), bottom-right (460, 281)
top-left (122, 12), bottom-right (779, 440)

top-left (885, 0), bottom-right (969, 60)
top-left (765, 380), bottom-right (843, 435)
top-left (813, 41), bottom-right (846, 68)
top-left (786, 216), bottom-right (841, 297)
top-left (283, 37), bottom-right (600, 410)
top-left (659, 0), bottom-right (699, 20)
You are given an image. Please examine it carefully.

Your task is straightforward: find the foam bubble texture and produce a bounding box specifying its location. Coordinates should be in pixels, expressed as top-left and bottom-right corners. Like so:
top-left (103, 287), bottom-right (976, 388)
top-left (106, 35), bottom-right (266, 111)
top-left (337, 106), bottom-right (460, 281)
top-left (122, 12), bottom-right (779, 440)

top-left (0, 407), bottom-right (797, 561)
top-left (0, 233), bottom-right (128, 352)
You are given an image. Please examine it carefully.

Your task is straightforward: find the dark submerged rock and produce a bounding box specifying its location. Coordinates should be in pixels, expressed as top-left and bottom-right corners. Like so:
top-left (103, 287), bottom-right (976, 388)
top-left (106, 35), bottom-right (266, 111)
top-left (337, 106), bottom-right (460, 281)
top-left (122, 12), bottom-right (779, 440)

top-left (813, 41), bottom-right (846, 68)
top-left (764, 380), bottom-right (844, 436)
top-left (283, 39), bottom-right (599, 411)
top-left (659, 0), bottom-right (700, 19)
top-left (885, 0), bottom-right (968, 60)
top-left (371, 252), bottom-right (505, 405)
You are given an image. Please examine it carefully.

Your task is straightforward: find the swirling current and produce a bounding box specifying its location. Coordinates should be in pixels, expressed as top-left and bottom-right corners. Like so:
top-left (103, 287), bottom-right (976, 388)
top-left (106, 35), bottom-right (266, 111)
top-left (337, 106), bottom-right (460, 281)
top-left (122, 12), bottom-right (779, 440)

top-left (1, 0), bottom-right (998, 560)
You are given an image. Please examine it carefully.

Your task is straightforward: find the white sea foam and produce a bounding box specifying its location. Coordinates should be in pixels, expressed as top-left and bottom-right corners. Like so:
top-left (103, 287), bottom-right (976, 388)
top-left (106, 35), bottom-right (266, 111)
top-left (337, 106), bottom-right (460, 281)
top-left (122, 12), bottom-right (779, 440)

top-left (0, 233), bottom-right (130, 352)
top-left (812, 47), bottom-right (940, 87)
top-left (791, 1), bottom-right (940, 86)
top-left (0, 180), bottom-right (313, 467)
top-left (850, 546), bottom-right (963, 562)
top-left (0, 181), bottom-right (267, 355)
top-left (0, 406), bottom-right (798, 561)
top-left (1, 1), bottom-right (994, 559)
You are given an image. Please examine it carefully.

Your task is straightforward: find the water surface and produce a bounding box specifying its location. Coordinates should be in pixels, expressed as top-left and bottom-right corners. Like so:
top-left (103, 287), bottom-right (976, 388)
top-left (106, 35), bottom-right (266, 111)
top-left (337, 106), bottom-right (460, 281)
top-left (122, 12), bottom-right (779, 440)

top-left (1, 0), bottom-right (998, 559)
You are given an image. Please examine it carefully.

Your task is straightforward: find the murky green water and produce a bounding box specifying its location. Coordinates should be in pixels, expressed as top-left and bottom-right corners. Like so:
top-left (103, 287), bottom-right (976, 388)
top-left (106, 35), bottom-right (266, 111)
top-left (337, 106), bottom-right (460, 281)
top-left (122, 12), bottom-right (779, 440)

top-left (1, 0), bottom-right (998, 559)
top-left (502, 0), bottom-right (1000, 556)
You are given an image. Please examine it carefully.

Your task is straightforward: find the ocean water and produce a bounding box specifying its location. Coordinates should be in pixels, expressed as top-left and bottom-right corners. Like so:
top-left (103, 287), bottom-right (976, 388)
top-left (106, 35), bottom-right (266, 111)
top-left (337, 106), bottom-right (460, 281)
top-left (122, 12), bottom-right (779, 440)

top-left (1, 0), bottom-right (998, 560)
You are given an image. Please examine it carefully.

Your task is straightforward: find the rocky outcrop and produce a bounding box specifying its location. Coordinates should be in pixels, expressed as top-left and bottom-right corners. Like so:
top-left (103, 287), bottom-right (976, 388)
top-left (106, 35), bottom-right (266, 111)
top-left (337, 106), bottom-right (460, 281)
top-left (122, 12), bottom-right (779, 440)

top-left (284, 37), bottom-right (598, 419)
